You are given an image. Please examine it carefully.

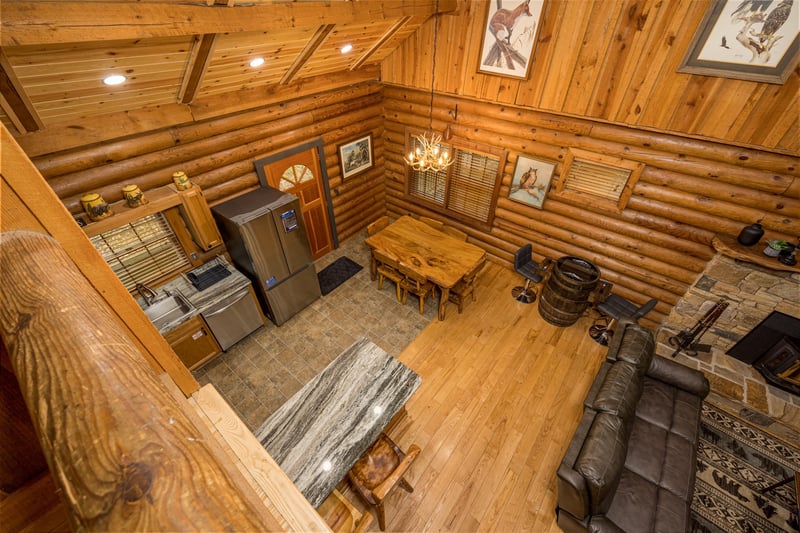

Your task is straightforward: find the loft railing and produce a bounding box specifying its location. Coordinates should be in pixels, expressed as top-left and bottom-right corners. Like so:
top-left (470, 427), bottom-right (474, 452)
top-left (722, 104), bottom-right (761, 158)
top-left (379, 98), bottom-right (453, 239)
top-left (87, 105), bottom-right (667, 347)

top-left (0, 230), bottom-right (280, 531)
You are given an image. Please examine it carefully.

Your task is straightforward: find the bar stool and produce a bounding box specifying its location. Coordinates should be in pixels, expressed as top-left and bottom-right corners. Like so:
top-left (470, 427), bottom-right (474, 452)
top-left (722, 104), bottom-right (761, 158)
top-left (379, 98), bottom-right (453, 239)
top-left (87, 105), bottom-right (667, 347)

top-left (511, 244), bottom-right (542, 304)
top-left (589, 294), bottom-right (658, 345)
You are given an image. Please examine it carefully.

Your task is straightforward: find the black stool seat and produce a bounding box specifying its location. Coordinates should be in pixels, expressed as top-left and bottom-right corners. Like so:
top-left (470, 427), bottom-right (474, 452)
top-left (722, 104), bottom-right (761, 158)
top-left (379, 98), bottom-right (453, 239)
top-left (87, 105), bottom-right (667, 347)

top-left (589, 294), bottom-right (657, 345)
top-left (512, 244), bottom-right (542, 304)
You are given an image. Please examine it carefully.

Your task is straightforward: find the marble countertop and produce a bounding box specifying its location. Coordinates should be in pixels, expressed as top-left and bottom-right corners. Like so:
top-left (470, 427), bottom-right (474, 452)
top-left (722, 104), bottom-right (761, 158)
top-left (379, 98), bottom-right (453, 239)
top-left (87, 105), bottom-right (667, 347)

top-left (254, 337), bottom-right (421, 508)
top-left (139, 257), bottom-right (252, 334)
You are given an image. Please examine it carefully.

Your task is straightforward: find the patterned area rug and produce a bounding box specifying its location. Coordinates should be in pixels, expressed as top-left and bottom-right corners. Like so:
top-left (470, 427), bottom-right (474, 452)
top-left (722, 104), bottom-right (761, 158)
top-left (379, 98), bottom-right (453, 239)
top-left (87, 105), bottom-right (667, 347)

top-left (691, 402), bottom-right (800, 533)
top-left (317, 256), bottom-right (362, 296)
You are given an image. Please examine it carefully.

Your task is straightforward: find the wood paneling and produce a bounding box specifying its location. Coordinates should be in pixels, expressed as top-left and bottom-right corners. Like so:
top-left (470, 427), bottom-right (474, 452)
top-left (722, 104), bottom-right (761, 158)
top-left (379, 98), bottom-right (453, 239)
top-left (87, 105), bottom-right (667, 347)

top-left (382, 86), bottom-right (800, 326)
top-left (382, 0), bottom-right (799, 155)
top-left (29, 82), bottom-right (387, 245)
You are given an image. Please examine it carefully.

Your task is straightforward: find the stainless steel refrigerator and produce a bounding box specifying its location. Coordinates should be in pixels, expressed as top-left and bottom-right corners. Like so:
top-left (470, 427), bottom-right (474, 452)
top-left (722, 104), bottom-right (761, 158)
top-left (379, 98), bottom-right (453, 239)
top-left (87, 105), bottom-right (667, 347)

top-left (211, 186), bottom-right (321, 326)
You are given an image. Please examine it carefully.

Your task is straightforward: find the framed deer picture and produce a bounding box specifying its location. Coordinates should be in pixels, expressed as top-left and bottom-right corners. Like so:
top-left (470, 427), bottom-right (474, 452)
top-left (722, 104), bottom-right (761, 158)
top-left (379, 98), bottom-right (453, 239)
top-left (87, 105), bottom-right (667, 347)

top-left (509, 155), bottom-right (555, 209)
top-left (478, 0), bottom-right (546, 79)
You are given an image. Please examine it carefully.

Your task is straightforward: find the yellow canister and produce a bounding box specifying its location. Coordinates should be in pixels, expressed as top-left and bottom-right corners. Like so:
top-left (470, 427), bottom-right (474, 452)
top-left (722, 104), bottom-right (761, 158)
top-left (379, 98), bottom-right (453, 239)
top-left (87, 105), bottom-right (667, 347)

top-left (122, 184), bottom-right (147, 207)
top-left (80, 192), bottom-right (113, 221)
top-left (172, 171), bottom-right (192, 190)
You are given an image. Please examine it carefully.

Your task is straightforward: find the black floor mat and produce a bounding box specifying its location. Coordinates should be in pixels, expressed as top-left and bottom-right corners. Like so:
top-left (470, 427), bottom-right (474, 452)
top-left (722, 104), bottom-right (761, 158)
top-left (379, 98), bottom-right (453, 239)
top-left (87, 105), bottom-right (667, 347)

top-left (317, 256), bottom-right (363, 296)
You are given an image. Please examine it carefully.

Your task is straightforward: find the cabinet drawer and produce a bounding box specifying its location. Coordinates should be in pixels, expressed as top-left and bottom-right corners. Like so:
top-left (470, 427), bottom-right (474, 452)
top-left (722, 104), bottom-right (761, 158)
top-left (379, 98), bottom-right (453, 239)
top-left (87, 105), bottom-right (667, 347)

top-left (164, 315), bottom-right (221, 370)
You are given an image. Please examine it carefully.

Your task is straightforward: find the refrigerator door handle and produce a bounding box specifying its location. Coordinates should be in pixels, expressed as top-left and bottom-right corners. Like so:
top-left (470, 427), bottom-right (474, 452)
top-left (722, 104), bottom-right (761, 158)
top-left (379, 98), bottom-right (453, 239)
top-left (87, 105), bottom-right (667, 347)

top-left (204, 289), bottom-right (250, 318)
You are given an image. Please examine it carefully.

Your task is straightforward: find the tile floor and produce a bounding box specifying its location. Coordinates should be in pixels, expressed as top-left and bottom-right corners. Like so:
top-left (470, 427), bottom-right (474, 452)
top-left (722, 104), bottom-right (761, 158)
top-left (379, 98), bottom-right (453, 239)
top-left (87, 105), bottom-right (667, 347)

top-left (193, 230), bottom-right (436, 431)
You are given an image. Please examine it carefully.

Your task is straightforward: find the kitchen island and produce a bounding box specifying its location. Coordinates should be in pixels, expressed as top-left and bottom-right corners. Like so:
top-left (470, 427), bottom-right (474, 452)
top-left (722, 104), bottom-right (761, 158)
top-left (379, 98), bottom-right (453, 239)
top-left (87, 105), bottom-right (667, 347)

top-left (255, 338), bottom-right (421, 508)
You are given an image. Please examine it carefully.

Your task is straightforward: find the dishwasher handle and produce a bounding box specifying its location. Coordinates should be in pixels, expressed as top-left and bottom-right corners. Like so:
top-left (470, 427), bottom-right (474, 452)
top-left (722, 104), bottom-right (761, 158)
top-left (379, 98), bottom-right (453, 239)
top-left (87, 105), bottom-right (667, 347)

top-left (203, 288), bottom-right (251, 318)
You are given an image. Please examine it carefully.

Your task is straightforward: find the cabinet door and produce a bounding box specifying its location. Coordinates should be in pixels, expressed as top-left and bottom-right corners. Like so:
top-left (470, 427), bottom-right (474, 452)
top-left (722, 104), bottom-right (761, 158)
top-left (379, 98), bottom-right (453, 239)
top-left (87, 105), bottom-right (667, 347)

top-left (178, 186), bottom-right (223, 251)
top-left (164, 316), bottom-right (221, 370)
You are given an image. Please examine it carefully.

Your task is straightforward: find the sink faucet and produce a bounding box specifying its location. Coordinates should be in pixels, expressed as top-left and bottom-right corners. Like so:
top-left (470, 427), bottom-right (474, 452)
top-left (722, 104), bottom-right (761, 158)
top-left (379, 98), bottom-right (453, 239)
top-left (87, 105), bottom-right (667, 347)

top-left (135, 283), bottom-right (158, 306)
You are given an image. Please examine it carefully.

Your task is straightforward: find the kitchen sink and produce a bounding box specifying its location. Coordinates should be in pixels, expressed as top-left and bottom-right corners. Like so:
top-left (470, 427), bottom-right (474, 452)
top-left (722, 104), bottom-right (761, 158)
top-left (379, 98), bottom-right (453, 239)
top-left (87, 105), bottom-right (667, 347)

top-left (143, 292), bottom-right (195, 332)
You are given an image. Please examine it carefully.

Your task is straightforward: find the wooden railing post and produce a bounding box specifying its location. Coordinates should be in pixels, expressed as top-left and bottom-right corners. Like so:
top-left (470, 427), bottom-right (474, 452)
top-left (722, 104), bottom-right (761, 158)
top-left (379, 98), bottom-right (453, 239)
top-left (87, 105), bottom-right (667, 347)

top-left (0, 230), bottom-right (280, 531)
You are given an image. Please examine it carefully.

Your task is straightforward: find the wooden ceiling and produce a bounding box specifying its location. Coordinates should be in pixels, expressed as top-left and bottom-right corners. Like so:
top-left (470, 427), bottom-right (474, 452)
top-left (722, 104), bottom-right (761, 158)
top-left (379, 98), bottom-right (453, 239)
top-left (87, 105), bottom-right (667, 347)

top-left (0, 0), bottom-right (456, 134)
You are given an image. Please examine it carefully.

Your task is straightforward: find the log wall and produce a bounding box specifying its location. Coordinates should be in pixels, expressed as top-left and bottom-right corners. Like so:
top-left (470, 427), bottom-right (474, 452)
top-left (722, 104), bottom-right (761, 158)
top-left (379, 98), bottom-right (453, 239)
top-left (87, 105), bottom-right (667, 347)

top-left (382, 0), bottom-right (799, 155)
top-left (382, 86), bottom-right (800, 326)
top-left (31, 82), bottom-right (387, 243)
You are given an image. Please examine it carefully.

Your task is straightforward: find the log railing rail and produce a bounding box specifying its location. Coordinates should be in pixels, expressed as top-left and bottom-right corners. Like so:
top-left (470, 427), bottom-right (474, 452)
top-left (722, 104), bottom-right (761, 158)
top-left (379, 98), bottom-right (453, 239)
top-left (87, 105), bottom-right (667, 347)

top-left (0, 230), bottom-right (282, 531)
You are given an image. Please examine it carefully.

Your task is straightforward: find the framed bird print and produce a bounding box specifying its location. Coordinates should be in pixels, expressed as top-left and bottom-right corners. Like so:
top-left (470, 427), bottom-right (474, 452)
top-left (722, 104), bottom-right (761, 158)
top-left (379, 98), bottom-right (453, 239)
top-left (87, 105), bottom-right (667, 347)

top-left (678, 0), bottom-right (800, 84)
top-left (478, 0), bottom-right (546, 79)
top-left (508, 155), bottom-right (556, 209)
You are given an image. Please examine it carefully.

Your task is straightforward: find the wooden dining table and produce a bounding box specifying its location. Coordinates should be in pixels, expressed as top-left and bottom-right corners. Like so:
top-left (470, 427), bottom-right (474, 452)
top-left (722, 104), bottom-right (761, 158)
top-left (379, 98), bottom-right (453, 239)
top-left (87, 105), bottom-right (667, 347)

top-left (365, 215), bottom-right (487, 320)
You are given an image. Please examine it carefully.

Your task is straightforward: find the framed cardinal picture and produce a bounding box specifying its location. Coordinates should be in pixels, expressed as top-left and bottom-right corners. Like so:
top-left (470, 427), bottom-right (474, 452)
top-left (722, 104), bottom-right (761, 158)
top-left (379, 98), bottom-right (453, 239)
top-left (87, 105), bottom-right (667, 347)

top-left (678, 0), bottom-right (800, 84)
top-left (478, 0), bottom-right (546, 79)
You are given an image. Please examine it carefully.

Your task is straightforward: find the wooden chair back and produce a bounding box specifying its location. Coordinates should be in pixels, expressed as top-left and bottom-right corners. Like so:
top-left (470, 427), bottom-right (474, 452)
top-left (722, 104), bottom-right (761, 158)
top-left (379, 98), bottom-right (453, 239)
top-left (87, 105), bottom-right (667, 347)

top-left (372, 250), bottom-right (403, 301)
top-left (347, 434), bottom-right (421, 531)
top-left (367, 216), bottom-right (390, 236)
top-left (442, 226), bottom-right (468, 241)
top-left (398, 262), bottom-right (435, 314)
top-left (318, 489), bottom-right (373, 533)
top-left (448, 256), bottom-right (486, 313)
top-left (419, 216), bottom-right (444, 230)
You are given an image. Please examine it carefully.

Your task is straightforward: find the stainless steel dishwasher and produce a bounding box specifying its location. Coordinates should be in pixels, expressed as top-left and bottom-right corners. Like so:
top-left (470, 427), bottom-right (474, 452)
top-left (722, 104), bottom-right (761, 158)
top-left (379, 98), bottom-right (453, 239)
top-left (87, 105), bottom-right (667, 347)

top-left (202, 285), bottom-right (263, 350)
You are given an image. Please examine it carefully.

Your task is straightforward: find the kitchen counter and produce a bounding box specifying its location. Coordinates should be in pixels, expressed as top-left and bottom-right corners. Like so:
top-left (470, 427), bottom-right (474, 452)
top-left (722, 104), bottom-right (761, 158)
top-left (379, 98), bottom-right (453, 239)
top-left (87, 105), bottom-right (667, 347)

top-left (141, 257), bottom-right (252, 334)
top-left (254, 337), bottom-right (421, 508)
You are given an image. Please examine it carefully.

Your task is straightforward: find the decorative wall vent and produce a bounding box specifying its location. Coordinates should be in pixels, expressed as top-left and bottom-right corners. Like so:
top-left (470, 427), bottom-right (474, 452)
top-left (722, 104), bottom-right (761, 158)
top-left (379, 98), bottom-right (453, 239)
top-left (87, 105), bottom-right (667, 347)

top-left (554, 148), bottom-right (644, 213)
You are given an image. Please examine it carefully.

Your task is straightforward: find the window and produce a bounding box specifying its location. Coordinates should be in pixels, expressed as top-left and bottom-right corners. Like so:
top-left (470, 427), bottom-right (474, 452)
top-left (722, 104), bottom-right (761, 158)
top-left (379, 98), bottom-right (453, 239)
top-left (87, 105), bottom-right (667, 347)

top-left (406, 135), bottom-right (504, 226)
top-left (553, 148), bottom-right (643, 213)
top-left (90, 213), bottom-right (190, 292)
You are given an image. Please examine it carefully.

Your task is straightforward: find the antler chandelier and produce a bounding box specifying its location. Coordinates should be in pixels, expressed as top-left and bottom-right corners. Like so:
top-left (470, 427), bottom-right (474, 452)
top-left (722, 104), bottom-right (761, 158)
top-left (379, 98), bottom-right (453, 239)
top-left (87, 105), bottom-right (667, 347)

top-left (405, 132), bottom-right (452, 172)
top-left (405, 0), bottom-right (454, 173)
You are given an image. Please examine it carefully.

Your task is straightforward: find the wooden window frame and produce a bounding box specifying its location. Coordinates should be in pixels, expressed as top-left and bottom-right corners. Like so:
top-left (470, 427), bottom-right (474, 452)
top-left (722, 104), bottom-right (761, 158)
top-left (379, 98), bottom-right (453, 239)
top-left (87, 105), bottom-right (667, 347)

top-left (553, 148), bottom-right (644, 213)
top-left (404, 130), bottom-right (506, 229)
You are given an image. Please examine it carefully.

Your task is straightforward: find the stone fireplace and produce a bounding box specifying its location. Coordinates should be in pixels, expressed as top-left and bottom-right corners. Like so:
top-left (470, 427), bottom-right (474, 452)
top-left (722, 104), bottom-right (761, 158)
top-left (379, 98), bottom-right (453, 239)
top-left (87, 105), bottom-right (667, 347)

top-left (655, 249), bottom-right (800, 432)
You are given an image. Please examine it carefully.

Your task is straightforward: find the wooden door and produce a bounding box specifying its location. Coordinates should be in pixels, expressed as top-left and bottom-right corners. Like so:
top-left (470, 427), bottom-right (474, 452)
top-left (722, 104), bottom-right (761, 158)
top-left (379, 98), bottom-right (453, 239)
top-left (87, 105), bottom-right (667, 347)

top-left (261, 148), bottom-right (333, 259)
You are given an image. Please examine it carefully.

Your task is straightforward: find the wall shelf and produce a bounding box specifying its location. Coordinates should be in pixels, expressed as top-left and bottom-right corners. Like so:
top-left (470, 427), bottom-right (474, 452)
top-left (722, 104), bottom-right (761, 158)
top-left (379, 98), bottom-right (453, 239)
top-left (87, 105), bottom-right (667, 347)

top-left (712, 233), bottom-right (800, 274)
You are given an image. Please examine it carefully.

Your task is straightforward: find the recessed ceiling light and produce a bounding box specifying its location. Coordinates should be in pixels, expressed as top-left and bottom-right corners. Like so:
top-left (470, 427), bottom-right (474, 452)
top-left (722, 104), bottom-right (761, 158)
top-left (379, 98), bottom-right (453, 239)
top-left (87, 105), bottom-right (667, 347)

top-left (340, 44), bottom-right (353, 54)
top-left (103, 74), bottom-right (126, 86)
top-left (249, 57), bottom-right (265, 68)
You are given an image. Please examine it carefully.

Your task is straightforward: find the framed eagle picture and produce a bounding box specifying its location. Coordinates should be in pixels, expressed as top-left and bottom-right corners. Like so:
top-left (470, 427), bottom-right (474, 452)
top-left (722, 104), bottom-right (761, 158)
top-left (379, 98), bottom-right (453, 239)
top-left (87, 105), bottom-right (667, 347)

top-left (478, 0), bottom-right (546, 79)
top-left (678, 0), bottom-right (800, 84)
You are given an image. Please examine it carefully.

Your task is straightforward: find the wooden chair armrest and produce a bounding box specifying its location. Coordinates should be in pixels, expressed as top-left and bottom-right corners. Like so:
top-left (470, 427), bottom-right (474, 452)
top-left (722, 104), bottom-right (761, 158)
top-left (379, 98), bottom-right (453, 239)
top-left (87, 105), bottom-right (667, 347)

top-left (372, 444), bottom-right (421, 500)
top-left (353, 509), bottom-right (373, 533)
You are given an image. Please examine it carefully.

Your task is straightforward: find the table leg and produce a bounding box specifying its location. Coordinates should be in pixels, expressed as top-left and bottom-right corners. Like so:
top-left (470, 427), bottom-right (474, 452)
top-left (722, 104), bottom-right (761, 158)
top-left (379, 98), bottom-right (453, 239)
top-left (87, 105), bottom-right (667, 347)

top-left (438, 287), bottom-right (449, 321)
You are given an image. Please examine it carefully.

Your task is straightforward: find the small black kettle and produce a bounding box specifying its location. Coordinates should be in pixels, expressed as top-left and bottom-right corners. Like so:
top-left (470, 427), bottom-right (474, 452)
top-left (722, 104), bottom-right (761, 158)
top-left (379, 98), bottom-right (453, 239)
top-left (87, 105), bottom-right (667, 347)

top-left (737, 222), bottom-right (764, 246)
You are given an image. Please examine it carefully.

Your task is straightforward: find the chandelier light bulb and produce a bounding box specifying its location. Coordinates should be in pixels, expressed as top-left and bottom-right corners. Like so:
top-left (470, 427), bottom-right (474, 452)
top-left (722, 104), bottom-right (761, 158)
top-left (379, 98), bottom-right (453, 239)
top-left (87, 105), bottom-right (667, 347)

top-left (404, 132), bottom-right (455, 172)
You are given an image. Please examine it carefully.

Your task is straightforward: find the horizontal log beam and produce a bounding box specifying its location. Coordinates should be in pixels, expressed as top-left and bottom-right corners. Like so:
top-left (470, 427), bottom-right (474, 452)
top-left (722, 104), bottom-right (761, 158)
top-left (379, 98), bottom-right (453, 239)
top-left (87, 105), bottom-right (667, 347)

top-left (1, 1), bottom-right (458, 46)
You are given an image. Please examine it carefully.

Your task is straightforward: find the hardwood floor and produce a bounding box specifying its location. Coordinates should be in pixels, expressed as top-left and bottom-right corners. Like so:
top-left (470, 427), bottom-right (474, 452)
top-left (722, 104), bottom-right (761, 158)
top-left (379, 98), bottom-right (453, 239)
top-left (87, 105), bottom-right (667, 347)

top-left (342, 260), bottom-right (607, 532)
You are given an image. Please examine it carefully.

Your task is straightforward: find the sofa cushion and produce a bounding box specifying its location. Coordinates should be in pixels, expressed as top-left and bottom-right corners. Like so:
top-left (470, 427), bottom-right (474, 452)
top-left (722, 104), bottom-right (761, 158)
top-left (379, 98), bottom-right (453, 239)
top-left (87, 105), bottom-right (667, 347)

top-left (575, 412), bottom-right (630, 514)
top-left (592, 362), bottom-right (642, 421)
top-left (605, 468), bottom-right (689, 533)
top-left (606, 321), bottom-right (654, 373)
top-left (637, 376), bottom-right (704, 443)
top-left (625, 415), bottom-right (698, 500)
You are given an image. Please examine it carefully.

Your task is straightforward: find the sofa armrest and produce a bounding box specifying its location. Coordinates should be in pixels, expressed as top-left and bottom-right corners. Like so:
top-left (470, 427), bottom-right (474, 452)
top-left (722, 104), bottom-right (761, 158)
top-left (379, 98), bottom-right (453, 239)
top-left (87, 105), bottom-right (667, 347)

top-left (557, 409), bottom-right (597, 520)
top-left (646, 355), bottom-right (709, 398)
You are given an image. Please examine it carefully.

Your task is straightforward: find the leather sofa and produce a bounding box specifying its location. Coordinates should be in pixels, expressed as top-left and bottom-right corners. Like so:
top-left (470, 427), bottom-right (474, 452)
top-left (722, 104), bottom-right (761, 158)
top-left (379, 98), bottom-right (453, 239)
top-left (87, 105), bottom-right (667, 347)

top-left (556, 319), bottom-right (709, 533)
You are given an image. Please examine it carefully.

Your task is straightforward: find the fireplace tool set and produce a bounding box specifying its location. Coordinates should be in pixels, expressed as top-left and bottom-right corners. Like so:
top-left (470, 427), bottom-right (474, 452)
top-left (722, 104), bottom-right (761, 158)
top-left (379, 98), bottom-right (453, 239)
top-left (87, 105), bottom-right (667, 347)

top-left (669, 299), bottom-right (729, 358)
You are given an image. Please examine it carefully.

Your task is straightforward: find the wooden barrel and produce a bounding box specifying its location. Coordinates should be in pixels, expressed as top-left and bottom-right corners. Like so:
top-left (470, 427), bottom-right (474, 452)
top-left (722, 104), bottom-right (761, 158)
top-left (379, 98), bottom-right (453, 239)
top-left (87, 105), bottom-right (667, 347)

top-left (538, 256), bottom-right (600, 327)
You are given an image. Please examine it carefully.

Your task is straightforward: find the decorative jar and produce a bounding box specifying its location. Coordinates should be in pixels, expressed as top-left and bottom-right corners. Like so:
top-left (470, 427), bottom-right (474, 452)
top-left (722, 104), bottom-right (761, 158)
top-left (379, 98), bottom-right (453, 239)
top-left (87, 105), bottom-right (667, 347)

top-left (80, 192), bottom-right (113, 221)
top-left (172, 171), bottom-right (192, 190)
top-left (736, 222), bottom-right (764, 246)
top-left (122, 184), bottom-right (147, 207)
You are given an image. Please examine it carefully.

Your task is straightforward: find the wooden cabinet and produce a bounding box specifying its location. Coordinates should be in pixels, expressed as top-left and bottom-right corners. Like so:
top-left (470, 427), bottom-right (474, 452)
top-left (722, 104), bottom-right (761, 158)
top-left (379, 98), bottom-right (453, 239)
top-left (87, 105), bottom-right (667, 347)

top-left (164, 315), bottom-right (221, 370)
top-left (176, 185), bottom-right (223, 251)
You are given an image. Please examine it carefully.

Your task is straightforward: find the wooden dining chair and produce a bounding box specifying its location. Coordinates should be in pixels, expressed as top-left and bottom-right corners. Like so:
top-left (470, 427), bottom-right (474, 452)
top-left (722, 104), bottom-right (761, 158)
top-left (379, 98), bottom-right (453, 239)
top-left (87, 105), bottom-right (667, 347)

top-left (367, 215), bottom-right (389, 236)
top-left (347, 433), bottom-right (421, 531)
top-left (448, 256), bottom-right (486, 313)
top-left (318, 489), bottom-right (373, 533)
top-left (373, 249), bottom-right (403, 301)
top-left (398, 262), bottom-right (436, 314)
top-left (419, 216), bottom-right (444, 231)
top-left (442, 225), bottom-right (468, 241)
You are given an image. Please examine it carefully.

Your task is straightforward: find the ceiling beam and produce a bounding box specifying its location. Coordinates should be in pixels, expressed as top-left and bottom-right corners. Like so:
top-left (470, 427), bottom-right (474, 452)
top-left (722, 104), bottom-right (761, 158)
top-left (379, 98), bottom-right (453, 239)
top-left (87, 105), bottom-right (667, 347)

top-left (350, 16), bottom-right (412, 70)
top-left (0, 52), bottom-right (43, 133)
top-left (1, 1), bottom-right (458, 46)
top-left (178, 34), bottom-right (217, 104)
top-left (279, 24), bottom-right (336, 86)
